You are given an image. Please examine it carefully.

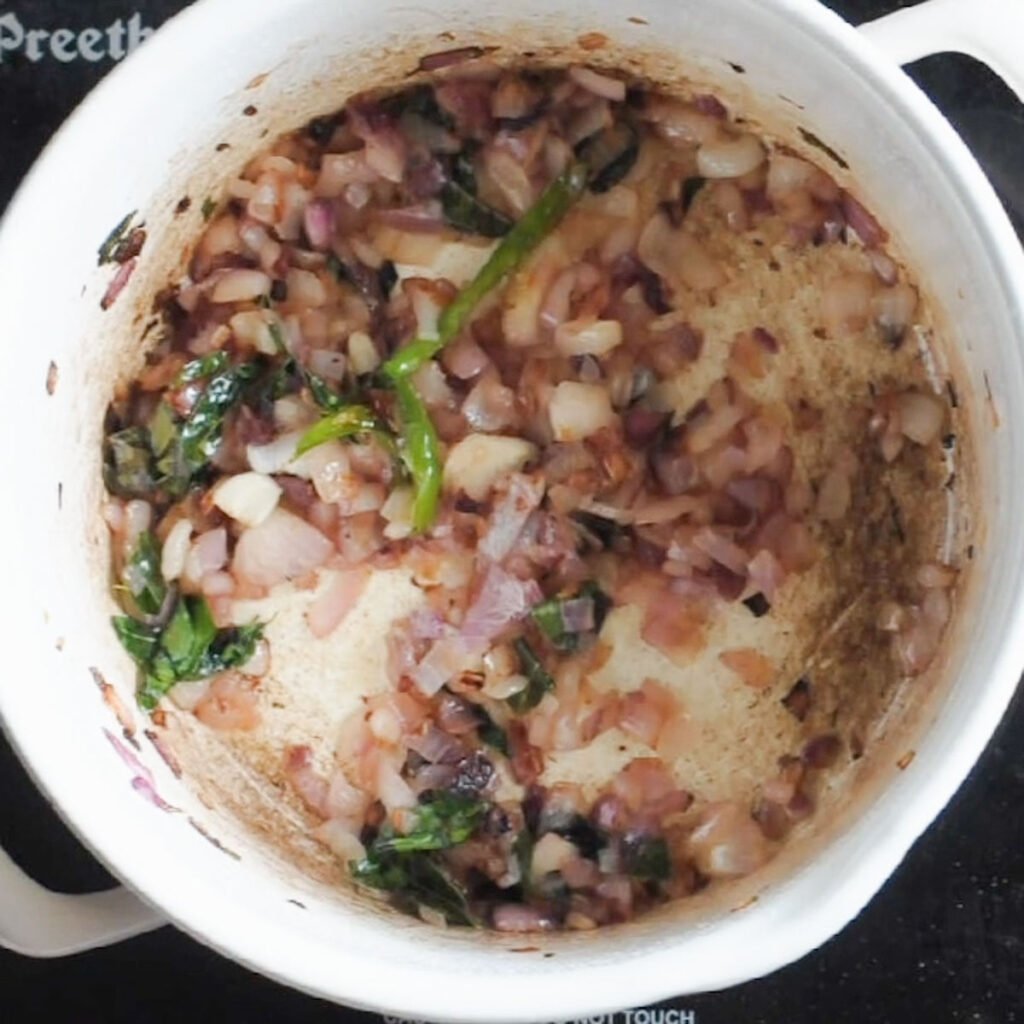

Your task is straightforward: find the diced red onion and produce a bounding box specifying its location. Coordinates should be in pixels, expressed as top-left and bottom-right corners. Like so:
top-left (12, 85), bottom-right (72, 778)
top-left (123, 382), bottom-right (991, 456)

top-left (232, 508), bottom-right (333, 588)
top-left (460, 564), bottom-right (543, 645)
top-left (479, 474), bottom-right (546, 562)
top-left (306, 567), bottom-right (370, 639)
top-left (569, 65), bottom-right (626, 102)
top-left (841, 191), bottom-right (887, 246)
top-left (303, 199), bottom-right (336, 250)
top-left (896, 390), bottom-right (944, 446)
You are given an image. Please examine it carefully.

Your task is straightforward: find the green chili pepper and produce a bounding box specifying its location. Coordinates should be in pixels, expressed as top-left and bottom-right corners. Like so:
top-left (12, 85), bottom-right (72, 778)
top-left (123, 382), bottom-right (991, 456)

top-left (383, 161), bottom-right (589, 380)
top-left (393, 376), bottom-right (442, 534)
top-left (295, 404), bottom-right (387, 456)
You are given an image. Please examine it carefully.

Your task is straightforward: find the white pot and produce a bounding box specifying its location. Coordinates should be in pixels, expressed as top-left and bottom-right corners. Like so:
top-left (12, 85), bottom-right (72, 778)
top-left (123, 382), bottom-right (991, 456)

top-left (1, 0), bottom-right (1022, 1018)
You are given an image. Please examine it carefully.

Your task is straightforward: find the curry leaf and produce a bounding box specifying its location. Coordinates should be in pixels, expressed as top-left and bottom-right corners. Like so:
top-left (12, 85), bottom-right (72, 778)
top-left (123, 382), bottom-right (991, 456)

top-left (622, 834), bottom-right (671, 882)
top-left (351, 851), bottom-right (474, 926)
top-left (122, 531), bottom-right (167, 617)
top-left (441, 180), bottom-right (513, 238)
top-left (375, 793), bottom-right (487, 854)
top-left (179, 363), bottom-right (260, 468)
top-left (175, 351), bottom-right (229, 386)
top-left (111, 615), bottom-right (161, 667)
top-left (103, 427), bottom-right (157, 498)
top-left (508, 638), bottom-right (556, 713)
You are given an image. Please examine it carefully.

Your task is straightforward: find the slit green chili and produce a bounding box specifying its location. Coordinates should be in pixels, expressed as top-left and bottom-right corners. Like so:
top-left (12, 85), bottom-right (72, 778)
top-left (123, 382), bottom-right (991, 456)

top-left (393, 376), bottom-right (443, 534)
top-left (383, 161), bottom-right (589, 381)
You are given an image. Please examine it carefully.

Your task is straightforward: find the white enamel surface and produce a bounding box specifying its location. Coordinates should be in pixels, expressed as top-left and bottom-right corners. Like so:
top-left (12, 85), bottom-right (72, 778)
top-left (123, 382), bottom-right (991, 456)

top-left (860, 0), bottom-right (1024, 103)
top-left (0, 0), bottom-right (1023, 1016)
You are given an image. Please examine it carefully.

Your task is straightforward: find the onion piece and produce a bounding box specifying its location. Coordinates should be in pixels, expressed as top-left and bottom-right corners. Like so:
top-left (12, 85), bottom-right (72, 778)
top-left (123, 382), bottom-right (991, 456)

top-left (555, 319), bottom-right (623, 357)
top-left (161, 519), bottom-right (193, 582)
top-left (896, 390), bottom-right (945, 445)
top-left (569, 65), bottom-right (627, 102)
top-left (212, 472), bottom-right (282, 527)
top-left (306, 567), bottom-right (370, 639)
top-left (549, 382), bottom-right (617, 442)
top-left (232, 508), bottom-right (333, 588)
top-left (478, 473), bottom-right (547, 562)
top-left (210, 269), bottom-right (271, 304)
top-left (718, 648), bottom-right (775, 689)
top-left (689, 801), bottom-right (771, 878)
top-left (443, 436), bottom-right (538, 501)
top-left (696, 133), bottom-right (765, 179)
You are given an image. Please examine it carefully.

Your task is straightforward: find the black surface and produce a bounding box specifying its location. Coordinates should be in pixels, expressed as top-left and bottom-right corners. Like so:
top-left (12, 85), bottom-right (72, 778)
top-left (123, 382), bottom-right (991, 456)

top-left (1, 2), bottom-right (1022, 1021)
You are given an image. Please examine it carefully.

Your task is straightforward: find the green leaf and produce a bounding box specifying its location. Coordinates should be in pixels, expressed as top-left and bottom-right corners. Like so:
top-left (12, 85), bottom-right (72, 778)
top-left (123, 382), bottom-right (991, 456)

top-left (179, 363), bottom-right (260, 468)
top-left (507, 638), bottom-right (555, 713)
top-left (376, 793), bottom-right (486, 854)
top-left (103, 427), bottom-right (157, 498)
top-left (97, 210), bottom-right (137, 265)
top-left (576, 120), bottom-right (639, 194)
top-left (123, 531), bottom-right (167, 617)
top-left (351, 851), bottom-right (474, 926)
top-left (159, 598), bottom-right (201, 675)
top-left (476, 712), bottom-right (509, 756)
top-left (530, 581), bottom-right (611, 652)
top-left (623, 835), bottom-right (671, 882)
top-left (304, 370), bottom-right (348, 412)
top-left (175, 351), bottom-right (229, 386)
top-left (201, 197), bottom-right (217, 221)
top-left (111, 615), bottom-right (161, 667)
top-left (530, 597), bottom-right (575, 651)
top-left (199, 621), bottom-right (264, 676)
top-left (381, 84), bottom-right (454, 130)
top-left (440, 180), bottom-right (513, 238)
top-left (132, 594), bottom-right (262, 709)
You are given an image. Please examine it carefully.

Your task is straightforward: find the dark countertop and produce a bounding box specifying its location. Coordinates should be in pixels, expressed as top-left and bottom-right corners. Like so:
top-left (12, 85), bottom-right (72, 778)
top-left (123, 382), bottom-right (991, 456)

top-left (1, 2), bottom-right (1022, 1021)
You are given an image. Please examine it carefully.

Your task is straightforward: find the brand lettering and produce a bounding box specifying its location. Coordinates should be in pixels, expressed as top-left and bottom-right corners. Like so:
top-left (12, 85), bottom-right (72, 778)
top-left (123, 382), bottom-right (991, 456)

top-left (0, 12), bottom-right (153, 64)
top-left (382, 1010), bottom-right (697, 1024)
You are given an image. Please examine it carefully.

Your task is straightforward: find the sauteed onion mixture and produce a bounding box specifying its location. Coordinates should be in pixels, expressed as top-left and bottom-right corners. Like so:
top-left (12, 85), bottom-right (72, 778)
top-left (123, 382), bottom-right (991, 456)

top-left (103, 58), bottom-right (958, 931)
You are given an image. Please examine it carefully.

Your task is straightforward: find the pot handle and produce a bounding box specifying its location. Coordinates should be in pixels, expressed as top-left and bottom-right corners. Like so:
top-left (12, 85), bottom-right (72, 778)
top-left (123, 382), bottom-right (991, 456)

top-left (859, 0), bottom-right (1024, 104)
top-left (0, 846), bottom-right (163, 957)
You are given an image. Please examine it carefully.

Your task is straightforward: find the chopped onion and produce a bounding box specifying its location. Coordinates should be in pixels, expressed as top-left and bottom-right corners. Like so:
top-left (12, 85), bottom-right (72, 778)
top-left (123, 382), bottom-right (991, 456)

top-left (210, 269), bottom-right (271, 304)
top-left (718, 648), bottom-right (775, 689)
top-left (232, 508), bottom-right (333, 588)
top-left (212, 472), bottom-right (282, 527)
top-left (247, 431), bottom-right (302, 475)
top-left (532, 832), bottom-right (579, 876)
top-left (549, 381), bottom-right (616, 442)
top-left (443, 435), bottom-right (538, 501)
top-left (303, 199), bottom-right (336, 250)
top-left (918, 562), bottom-right (957, 589)
top-left (815, 466), bottom-right (851, 522)
top-left (569, 65), bottom-right (626, 102)
top-left (896, 390), bottom-right (945, 446)
top-left (194, 672), bottom-right (261, 732)
top-left (822, 272), bottom-right (875, 337)
top-left (478, 473), bottom-right (547, 562)
top-left (307, 567), bottom-right (370, 639)
top-left (555, 319), bottom-right (624, 357)
top-left (689, 801), bottom-right (771, 878)
top-left (161, 518), bottom-right (193, 582)
top-left (696, 132), bottom-right (765, 179)
top-left (347, 331), bottom-right (380, 375)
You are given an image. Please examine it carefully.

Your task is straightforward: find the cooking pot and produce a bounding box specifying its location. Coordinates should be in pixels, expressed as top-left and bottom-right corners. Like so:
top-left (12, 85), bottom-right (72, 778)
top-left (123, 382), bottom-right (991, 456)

top-left (1, 0), bottom-right (1022, 1019)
